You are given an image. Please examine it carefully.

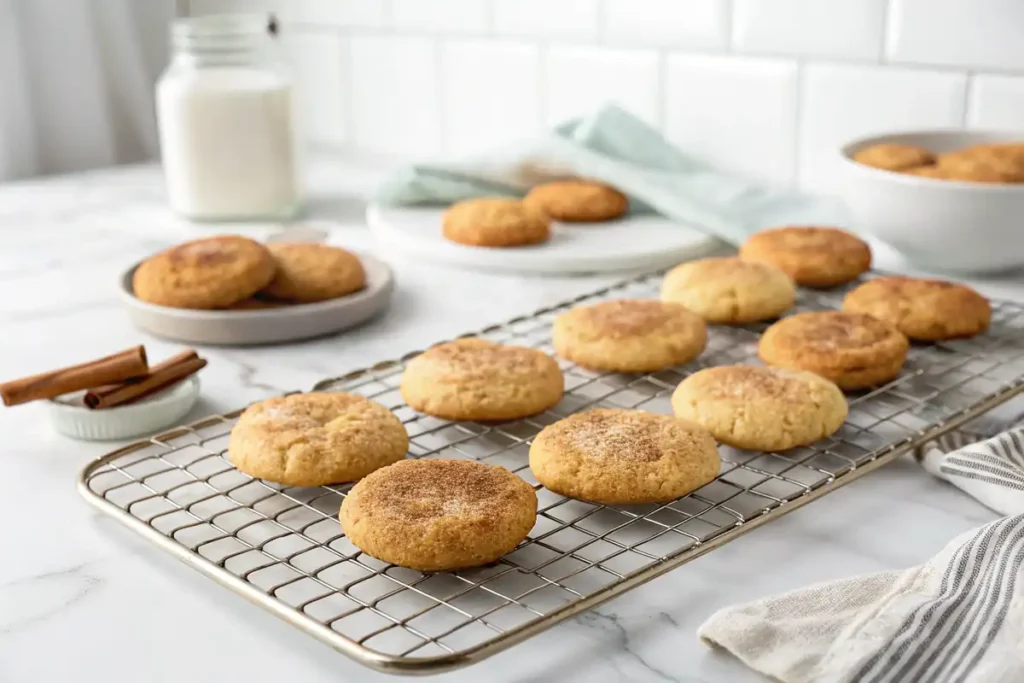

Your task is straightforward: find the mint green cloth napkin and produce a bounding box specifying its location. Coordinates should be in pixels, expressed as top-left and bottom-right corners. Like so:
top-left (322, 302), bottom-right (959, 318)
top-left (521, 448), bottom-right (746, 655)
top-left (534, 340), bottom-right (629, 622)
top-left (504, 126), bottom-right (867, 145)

top-left (373, 104), bottom-right (847, 246)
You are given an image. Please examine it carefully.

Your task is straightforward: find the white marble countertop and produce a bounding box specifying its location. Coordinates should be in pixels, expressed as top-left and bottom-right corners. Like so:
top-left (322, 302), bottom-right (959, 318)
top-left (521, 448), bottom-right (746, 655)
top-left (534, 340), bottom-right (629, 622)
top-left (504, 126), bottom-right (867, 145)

top-left (1, 157), bottom-right (1023, 683)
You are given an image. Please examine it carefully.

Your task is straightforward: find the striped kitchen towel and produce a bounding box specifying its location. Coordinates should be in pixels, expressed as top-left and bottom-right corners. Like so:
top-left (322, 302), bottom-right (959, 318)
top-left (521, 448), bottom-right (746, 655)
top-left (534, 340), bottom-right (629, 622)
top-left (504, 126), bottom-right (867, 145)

top-left (699, 425), bottom-right (1024, 683)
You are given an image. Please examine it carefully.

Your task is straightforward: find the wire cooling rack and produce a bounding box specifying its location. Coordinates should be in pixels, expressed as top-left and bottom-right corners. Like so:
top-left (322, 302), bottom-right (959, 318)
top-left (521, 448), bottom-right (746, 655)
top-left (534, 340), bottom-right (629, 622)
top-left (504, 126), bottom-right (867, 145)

top-left (78, 270), bottom-right (1024, 675)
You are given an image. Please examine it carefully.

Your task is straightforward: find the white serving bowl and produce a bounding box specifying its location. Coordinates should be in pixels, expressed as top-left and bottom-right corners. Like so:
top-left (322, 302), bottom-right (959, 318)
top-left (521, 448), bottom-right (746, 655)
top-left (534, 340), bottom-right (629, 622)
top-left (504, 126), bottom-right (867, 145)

top-left (838, 129), bottom-right (1024, 273)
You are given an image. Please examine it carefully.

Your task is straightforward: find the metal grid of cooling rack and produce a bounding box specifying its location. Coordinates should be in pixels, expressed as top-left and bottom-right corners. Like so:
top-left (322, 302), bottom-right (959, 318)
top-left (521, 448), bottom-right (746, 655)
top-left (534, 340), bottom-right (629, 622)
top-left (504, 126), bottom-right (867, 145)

top-left (78, 270), bottom-right (1024, 675)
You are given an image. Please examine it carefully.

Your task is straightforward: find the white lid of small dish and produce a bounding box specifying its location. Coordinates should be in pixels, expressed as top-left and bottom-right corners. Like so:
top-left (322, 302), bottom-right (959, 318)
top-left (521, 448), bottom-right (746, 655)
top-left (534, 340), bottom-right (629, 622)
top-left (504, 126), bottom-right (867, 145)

top-left (46, 375), bottom-right (201, 441)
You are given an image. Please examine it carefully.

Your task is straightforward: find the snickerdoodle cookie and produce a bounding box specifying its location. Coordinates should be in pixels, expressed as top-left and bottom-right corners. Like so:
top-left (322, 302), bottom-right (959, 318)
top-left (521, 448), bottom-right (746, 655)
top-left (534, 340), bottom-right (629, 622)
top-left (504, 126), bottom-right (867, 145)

top-left (853, 143), bottom-right (935, 172)
top-left (529, 409), bottom-right (720, 505)
top-left (842, 276), bottom-right (991, 341)
top-left (671, 365), bottom-right (847, 452)
top-left (340, 459), bottom-right (537, 571)
top-left (261, 243), bottom-right (365, 303)
top-left (553, 299), bottom-right (706, 373)
top-left (759, 311), bottom-right (909, 390)
top-left (903, 165), bottom-right (948, 179)
top-left (937, 147), bottom-right (1024, 183)
top-left (442, 198), bottom-right (550, 247)
top-left (660, 257), bottom-right (796, 324)
top-left (524, 180), bottom-right (628, 222)
top-left (739, 226), bottom-right (872, 288)
top-left (228, 392), bottom-right (408, 486)
top-left (132, 235), bottom-right (276, 309)
top-left (400, 339), bottom-right (564, 421)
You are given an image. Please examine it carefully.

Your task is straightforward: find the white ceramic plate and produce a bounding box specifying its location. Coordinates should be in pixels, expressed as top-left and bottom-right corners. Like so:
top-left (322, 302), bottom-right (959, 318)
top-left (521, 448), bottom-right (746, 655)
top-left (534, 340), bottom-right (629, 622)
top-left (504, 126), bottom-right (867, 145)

top-left (119, 252), bottom-right (394, 345)
top-left (366, 204), bottom-right (721, 274)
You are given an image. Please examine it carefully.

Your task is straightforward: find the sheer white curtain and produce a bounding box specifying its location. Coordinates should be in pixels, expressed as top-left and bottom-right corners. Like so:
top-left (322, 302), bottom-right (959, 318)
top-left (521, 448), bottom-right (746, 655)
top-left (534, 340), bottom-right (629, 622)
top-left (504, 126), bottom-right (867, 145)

top-left (0, 0), bottom-right (177, 182)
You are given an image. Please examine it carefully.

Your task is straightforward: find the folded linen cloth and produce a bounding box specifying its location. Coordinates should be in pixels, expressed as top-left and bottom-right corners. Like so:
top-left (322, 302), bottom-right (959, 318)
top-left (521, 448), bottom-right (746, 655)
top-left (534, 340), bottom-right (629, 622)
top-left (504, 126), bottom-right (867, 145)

top-left (374, 104), bottom-right (847, 246)
top-left (699, 425), bottom-right (1024, 683)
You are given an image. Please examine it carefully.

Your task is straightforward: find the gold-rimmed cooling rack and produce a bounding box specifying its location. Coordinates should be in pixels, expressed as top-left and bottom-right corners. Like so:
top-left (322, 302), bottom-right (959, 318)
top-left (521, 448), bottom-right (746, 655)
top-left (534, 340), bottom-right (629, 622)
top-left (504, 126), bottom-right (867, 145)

top-left (78, 270), bottom-right (1024, 675)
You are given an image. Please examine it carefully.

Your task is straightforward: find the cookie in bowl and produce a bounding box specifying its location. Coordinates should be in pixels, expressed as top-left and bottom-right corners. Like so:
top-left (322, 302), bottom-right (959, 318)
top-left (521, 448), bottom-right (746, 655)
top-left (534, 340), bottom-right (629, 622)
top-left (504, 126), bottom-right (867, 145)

top-left (853, 143), bottom-right (935, 172)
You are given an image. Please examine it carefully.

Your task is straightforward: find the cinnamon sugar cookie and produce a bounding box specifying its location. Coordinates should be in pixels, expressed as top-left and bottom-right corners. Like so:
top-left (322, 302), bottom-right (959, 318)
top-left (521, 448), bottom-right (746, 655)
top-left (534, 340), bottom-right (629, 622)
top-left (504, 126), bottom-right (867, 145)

top-left (854, 143), bottom-right (935, 172)
top-left (842, 276), bottom-right (991, 341)
top-left (400, 339), bottom-right (564, 421)
top-left (759, 311), bottom-right (909, 390)
top-left (442, 198), bottom-right (550, 247)
top-left (262, 243), bottom-right (365, 302)
top-left (133, 235), bottom-right (276, 309)
top-left (529, 409), bottom-right (720, 505)
top-left (524, 180), bottom-right (628, 222)
top-left (553, 299), bottom-right (706, 373)
top-left (340, 459), bottom-right (537, 571)
top-left (228, 392), bottom-right (409, 486)
top-left (739, 226), bottom-right (872, 288)
top-left (671, 365), bottom-right (847, 451)
top-left (660, 257), bottom-right (796, 324)
top-left (937, 148), bottom-right (1024, 183)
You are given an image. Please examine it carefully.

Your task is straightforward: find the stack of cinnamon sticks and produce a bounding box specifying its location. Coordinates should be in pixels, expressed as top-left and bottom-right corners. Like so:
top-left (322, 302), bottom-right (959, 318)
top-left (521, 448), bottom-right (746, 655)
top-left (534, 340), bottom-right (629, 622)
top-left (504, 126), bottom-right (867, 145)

top-left (0, 345), bottom-right (207, 410)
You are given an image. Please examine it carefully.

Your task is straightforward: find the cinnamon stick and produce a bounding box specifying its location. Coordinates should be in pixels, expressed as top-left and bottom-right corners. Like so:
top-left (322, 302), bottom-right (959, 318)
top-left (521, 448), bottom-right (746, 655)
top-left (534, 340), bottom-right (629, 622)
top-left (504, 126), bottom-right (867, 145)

top-left (0, 345), bottom-right (149, 407)
top-left (85, 350), bottom-right (206, 410)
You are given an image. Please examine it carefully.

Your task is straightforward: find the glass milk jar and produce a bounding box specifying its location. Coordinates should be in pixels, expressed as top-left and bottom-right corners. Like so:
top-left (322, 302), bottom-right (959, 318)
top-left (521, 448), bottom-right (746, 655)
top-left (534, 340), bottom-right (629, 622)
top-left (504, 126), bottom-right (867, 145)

top-left (156, 14), bottom-right (301, 221)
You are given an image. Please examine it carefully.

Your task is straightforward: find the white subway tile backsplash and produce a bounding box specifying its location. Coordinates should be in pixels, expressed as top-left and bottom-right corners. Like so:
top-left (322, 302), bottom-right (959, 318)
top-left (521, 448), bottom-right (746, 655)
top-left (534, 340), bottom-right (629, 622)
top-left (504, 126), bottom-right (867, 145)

top-left (605, 0), bottom-right (729, 49)
top-left (281, 33), bottom-right (346, 146)
top-left (733, 0), bottom-right (886, 60)
top-left (544, 46), bottom-right (660, 127)
top-left (888, 0), bottom-right (1024, 70)
top-left (189, 0), bottom-right (279, 15)
top-left (349, 36), bottom-right (441, 157)
top-left (280, 0), bottom-right (386, 28)
top-left (441, 41), bottom-right (541, 155)
top-left (391, 0), bottom-right (489, 34)
top-left (494, 0), bottom-right (599, 41)
top-left (664, 55), bottom-right (798, 184)
top-left (967, 75), bottom-right (1024, 131)
top-left (799, 64), bottom-right (967, 193)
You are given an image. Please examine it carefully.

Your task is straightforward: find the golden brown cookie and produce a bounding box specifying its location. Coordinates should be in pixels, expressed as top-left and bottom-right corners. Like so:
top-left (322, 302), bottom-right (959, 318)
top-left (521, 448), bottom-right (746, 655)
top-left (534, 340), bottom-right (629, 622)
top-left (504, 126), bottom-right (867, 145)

top-left (553, 299), bottom-right (706, 373)
top-left (228, 392), bottom-right (408, 486)
top-left (529, 409), bottom-right (720, 505)
top-left (524, 180), bottom-right (629, 222)
top-left (660, 257), bottom-right (796, 324)
top-left (937, 148), bottom-right (1024, 183)
top-left (671, 365), bottom-right (847, 452)
top-left (400, 339), bottom-right (564, 421)
top-left (903, 165), bottom-right (948, 179)
top-left (758, 311), bottom-right (909, 390)
top-left (853, 143), bottom-right (935, 172)
top-left (261, 243), bottom-right (365, 303)
top-left (442, 198), bottom-right (550, 247)
top-left (132, 235), bottom-right (276, 309)
top-left (340, 459), bottom-right (537, 571)
top-left (739, 226), bottom-right (872, 288)
top-left (842, 276), bottom-right (991, 341)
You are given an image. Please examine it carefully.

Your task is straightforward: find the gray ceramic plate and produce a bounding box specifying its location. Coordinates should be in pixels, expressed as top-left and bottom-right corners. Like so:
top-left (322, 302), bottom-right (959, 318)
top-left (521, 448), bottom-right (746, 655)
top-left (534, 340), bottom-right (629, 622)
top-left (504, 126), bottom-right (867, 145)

top-left (119, 252), bottom-right (394, 346)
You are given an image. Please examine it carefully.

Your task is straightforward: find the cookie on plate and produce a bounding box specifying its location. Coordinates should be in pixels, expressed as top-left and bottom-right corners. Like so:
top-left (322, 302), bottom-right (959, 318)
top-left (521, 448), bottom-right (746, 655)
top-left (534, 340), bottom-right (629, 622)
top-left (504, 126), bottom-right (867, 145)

top-left (660, 257), bottom-right (796, 324)
top-left (853, 143), bottom-right (935, 172)
top-left (228, 392), bottom-right (408, 486)
top-left (759, 311), bottom-right (909, 390)
top-left (529, 409), bottom-right (720, 505)
top-left (400, 339), bottom-right (563, 421)
top-left (553, 299), bottom-right (706, 373)
top-left (524, 180), bottom-right (628, 222)
top-left (132, 235), bottom-right (276, 309)
top-left (340, 459), bottom-right (537, 571)
top-left (671, 365), bottom-right (847, 452)
top-left (261, 243), bottom-right (365, 303)
top-left (442, 198), bottom-right (550, 247)
top-left (842, 276), bottom-right (991, 341)
top-left (739, 226), bottom-right (872, 288)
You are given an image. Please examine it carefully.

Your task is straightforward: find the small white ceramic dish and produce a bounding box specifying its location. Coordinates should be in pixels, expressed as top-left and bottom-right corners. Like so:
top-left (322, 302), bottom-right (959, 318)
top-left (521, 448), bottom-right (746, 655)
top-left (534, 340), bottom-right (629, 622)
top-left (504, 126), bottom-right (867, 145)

top-left (839, 129), bottom-right (1024, 273)
top-left (120, 252), bottom-right (394, 345)
top-left (366, 204), bottom-right (722, 274)
top-left (47, 375), bottom-right (200, 441)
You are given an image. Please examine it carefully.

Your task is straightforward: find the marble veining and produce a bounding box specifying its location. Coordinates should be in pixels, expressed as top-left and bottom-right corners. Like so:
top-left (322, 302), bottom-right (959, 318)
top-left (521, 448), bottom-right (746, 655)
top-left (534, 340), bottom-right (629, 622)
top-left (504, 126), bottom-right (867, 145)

top-left (0, 155), bottom-right (1022, 683)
